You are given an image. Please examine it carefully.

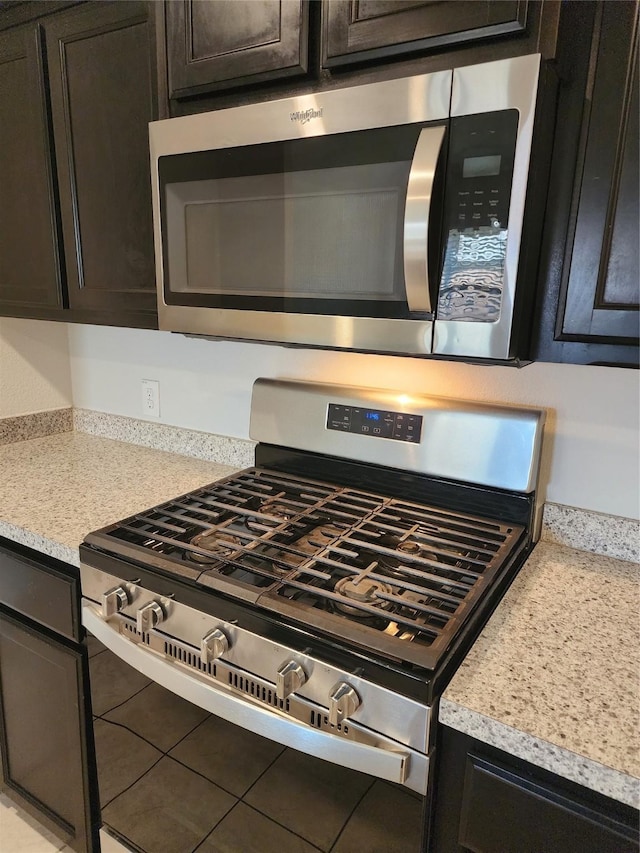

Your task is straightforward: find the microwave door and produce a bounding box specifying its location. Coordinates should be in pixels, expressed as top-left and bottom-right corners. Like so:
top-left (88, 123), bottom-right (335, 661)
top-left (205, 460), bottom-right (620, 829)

top-left (156, 124), bottom-right (443, 354)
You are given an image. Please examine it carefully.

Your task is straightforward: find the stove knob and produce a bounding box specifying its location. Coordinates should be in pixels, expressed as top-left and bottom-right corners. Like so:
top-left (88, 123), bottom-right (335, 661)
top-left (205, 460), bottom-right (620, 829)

top-left (328, 682), bottom-right (360, 727)
top-left (201, 628), bottom-right (229, 663)
top-left (136, 601), bottom-right (164, 634)
top-left (101, 586), bottom-right (129, 620)
top-left (276, 660), bottom-right (307, 701)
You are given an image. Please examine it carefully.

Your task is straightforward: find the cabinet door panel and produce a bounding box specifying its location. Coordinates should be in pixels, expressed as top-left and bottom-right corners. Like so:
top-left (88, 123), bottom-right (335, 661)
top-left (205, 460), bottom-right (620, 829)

top-left (459, 754), bottom-right (638, 853)
top-left (0, 24), bottom-right (64, 313)
top-left (323, 0), bottom-right (528, 68)
top-left (0, 538), bottom-right (80, 641)
top-left (560, 0), bottom-right (639, 342)
top-left (0, 611), bottom-right (99, 852)
top-left (45, 1), bottom-right (158, 326)
top-left (167, 0), bottom-right (309, 98)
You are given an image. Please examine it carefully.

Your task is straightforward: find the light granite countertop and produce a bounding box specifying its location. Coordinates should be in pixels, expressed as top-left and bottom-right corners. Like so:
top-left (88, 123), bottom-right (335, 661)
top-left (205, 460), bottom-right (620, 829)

top-left (440, 541), bottom-right (640, 809)
top-left (0, 431), bottom-right (239, 567)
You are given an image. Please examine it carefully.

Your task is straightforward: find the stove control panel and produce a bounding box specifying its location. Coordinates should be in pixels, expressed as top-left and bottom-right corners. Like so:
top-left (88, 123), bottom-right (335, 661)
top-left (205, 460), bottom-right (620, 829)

top-left (327, 404), bottom-right (423, 443)
top-left (80, 560), bottom-right (433, 758)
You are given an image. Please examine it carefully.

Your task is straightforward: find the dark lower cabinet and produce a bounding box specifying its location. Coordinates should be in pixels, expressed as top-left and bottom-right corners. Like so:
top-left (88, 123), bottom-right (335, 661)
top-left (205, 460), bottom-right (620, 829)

top-left (430, 726), bottom-right (639, 853)
top-left (322, 0), bottom-right (529, 68)
top-left (0, 538), bottom-right (99, 853)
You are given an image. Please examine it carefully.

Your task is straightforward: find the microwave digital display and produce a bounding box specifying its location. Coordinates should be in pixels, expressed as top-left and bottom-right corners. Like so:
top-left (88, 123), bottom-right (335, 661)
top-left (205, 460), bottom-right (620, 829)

top-left (463, 154), bottom-right (502, 178)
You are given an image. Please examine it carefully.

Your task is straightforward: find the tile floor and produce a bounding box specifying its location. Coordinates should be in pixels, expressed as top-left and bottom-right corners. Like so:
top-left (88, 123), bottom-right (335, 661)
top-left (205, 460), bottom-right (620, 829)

top-left (0, 793), bottom-right (128, 853)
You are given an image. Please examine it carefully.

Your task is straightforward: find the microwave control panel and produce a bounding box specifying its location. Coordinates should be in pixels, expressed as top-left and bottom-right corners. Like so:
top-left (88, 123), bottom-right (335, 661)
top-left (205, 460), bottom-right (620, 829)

top-left (327, 404), bottom-right (423, 443)
top-left (446, 109), bottom-right (519, 232)
top-left (437, 109), bottom-right (519, 324)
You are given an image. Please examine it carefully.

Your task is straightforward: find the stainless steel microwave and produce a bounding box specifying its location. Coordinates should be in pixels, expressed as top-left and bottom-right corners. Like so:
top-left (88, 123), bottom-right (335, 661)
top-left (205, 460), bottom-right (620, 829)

top-left (150, 54), bottom-right (551, 361)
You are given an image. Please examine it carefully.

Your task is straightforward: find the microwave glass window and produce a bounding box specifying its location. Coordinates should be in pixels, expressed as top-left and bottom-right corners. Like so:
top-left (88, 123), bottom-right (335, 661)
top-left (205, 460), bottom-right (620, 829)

top-left (158, 123), bottom-right (434, 318)
top-left (166, 162), bottom-right (408, 299)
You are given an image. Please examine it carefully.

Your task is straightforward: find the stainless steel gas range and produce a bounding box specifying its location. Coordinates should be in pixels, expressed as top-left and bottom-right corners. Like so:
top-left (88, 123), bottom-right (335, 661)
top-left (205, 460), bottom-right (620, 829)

top-left (80, 379), bottom-right (544, 853)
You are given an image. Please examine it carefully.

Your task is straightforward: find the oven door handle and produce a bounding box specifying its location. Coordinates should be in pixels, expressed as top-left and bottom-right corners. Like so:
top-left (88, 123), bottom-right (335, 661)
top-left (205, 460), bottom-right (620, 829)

top-left (83, 605), bottom-right (427, 794)
top-left (403, 125), bottom-right (446, 314)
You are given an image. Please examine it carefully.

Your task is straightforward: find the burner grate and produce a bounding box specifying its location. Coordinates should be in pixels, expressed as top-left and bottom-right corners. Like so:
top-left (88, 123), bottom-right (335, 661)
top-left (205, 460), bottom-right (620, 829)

top-left (87, 466), bottom-right (524, 670)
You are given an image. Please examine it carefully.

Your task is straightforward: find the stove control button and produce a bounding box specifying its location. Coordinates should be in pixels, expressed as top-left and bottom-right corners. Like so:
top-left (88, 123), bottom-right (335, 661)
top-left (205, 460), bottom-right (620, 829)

top-left (136, 601), bottom-right (165, 634)
top-left (201, 628), bottom-right (229, 663)
top-left (328, 682), bottom-right (360, 726)
top-left (276, 660), bottom-right (307, 701)
top-left (101, 586), bottom-right (129, 620)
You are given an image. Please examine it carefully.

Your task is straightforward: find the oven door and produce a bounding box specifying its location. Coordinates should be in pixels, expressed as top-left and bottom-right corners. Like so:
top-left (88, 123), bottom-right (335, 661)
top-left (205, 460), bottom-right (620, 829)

top-left (84, 605), bottom-right (431, 853)
top-left (150, 73), bottom-right (452, 356)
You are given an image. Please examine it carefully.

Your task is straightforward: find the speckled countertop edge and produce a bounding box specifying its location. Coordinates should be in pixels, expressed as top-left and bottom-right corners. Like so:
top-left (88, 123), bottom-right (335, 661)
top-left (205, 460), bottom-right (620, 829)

top-left (0, 520), bottom-right (81, 567)
top-left (439, 701), bottom-right (640, 809)
top-left (440, 542), bottom-right (640, 808)
top-left (73, 408), bottom-right (255, 469)
top-left (542, 502), bottom-right (640, 563)
top-left (0, 408), bottom-right (73, 446)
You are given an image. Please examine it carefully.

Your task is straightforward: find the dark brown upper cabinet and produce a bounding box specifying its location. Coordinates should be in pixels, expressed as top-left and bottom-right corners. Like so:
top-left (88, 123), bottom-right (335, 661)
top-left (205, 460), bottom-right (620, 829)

top-left (166, 0), bottom-right (310, 99)
top-left (558, 1), bottom-right (639, 345)
top-left (322, 0), bottom-right (529, 69)
top-left (532, 0), bottom-right (639, 366)
top-left (0, 1), bottom-right (159, 329)
top-left (0, 24), bottom-right (65, 316)
top-left (45, 1), bottom-right (158, 328)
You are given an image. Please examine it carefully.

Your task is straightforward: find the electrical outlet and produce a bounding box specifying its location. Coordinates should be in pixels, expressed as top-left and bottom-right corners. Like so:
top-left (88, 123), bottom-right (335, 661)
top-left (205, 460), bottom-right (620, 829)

top-left (141, 379), bottom-right (160, 418)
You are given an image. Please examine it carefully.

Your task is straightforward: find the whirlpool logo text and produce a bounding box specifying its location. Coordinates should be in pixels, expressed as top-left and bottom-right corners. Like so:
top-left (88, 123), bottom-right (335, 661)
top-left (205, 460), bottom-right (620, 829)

top-left (290, 107), bottom-right (323, 124)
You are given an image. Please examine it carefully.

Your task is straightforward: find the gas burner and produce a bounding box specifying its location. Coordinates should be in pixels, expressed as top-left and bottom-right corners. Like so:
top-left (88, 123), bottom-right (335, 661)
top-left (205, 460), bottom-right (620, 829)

top-left (186, 531), bottom-right (244, 564)
top-left (261, 501), bottom-right (292, 520)
top-left (397, 540), bottom-right (421, 555)
top-left (245, 501), bottom-right (293, 532)
top-left (334, 575), bottom-right (394, 617)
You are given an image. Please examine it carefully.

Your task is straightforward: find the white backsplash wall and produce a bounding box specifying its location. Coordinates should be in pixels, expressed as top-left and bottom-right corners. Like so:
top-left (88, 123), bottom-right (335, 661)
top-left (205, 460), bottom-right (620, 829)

top-left (0, 318), bottom-right (72, 417)
top-left (67, 324), bottom-right (640, 521)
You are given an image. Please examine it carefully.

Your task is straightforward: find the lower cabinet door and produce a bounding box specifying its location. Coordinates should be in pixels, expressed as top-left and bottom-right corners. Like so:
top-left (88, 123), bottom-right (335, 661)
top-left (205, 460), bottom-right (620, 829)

top-left (0, 609), bottom-right (100, 853)
top-left (458, 754), bottom-right (639, 853)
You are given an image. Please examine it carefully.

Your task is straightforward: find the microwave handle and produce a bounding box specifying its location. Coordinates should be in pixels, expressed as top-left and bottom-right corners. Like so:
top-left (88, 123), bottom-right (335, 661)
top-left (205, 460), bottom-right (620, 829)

top-left (403, 125), bottom-right (446, 314)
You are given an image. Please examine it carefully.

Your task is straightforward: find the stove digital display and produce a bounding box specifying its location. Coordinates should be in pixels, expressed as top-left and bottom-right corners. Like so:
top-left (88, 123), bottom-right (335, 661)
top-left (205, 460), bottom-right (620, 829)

top-left (327, 403), bottom-right (422, 443)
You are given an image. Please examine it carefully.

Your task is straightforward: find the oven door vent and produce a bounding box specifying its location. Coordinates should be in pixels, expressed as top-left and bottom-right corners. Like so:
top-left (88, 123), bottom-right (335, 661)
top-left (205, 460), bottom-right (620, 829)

top-left (311, 710), bottom-right (349, 735)
top-left (122, 621), bottom-right (151, 645)
top-left (228, 670), bottom-right (291, 712)
top-left (164, 640), bottom-right (217, 677)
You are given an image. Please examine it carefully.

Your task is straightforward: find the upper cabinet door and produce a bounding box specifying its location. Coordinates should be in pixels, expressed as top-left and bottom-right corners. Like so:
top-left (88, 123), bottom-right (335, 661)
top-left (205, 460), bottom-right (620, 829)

top-left (166, 0), bottom-right (310, 99)
top-left (322, 0), bottom-right (528, 68)
top-left (558, 0), bottom-right (639, 345)
top-left (0, 24), bottom-right (65, 313)
top-left (45, 1), bottom-right (158, 327)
